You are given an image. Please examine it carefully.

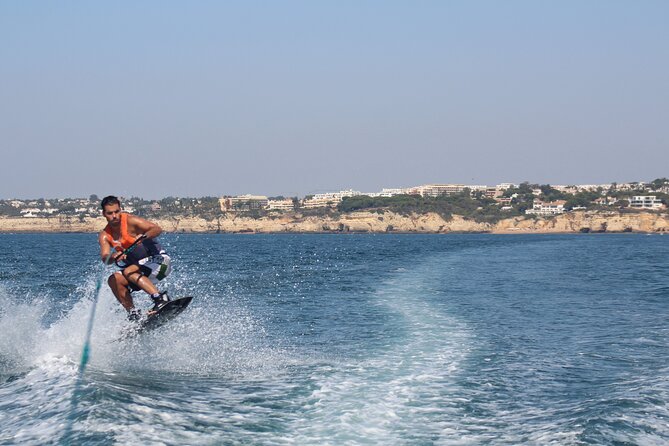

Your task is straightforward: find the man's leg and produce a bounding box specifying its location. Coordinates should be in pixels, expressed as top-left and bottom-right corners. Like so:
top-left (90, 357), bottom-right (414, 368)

top-left (122, 264), bottom-right (159, 296)
top-left (123, 257), bottom-right (171, 315)
top-left (108, 272), bottom-right (135, 311)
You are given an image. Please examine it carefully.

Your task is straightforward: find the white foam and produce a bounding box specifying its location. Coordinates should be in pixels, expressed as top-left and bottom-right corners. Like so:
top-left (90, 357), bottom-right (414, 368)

top-left (281, 257), bottom-right (475, 444)
top-left (0, 286), bottom-right (47, 375)
top-left (0, 267), bottom-right (288, 444)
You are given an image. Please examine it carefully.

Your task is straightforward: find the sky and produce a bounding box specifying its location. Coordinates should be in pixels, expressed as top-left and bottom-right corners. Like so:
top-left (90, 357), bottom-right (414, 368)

top-left (1, 1), bottom-right (667, 199)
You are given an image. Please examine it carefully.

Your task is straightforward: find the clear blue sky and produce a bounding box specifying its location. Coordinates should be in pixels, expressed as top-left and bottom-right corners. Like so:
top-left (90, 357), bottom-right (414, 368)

top-left (1, 1), bottom-right (667, 199)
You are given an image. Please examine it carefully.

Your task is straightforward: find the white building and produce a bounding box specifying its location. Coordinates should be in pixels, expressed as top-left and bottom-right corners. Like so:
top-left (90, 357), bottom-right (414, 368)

top-left (525, 200), bottom-right (567, 216)
top-left (301, 190), bottom-right (362, 209)
top-left (629, 196), bottom-right (664, 209)
top-left (20, 208), bottom-right (41, 218)
top-left (616, 182), bottom-right (646, 191)
top-left (220, 195), bottom-right (269, 212)
top-left (380, 188), bottom-right (412, 196)
top-left (416, 184), bottom-right (466, 197)
top-left (302, 196), bottom-right (339, 209)
top-left (593, 197), bottom-right (617, 206)
top-left (553, 185), bottom-right (578, 194)
top-left (574, 184), bottom-right (609, 192)
top-left (267, 199), bottom-right (295, 211)
top-left (314, 190), bottom-right (361, 200)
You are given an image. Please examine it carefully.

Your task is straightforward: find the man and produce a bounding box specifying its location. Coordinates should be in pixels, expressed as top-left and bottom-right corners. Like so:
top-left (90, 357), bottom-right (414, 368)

top-left (98, 195), bottom-right (171, 320)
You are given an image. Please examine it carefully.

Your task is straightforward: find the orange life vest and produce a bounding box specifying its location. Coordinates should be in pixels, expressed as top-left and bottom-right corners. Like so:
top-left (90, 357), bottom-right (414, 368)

top-left (104, 213), bottom-right (136, 252)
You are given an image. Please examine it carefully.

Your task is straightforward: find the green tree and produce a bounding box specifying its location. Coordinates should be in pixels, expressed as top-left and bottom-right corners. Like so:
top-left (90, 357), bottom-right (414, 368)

top-left (564, 191), bottom-right (600, 210)
top-left (539, 184), bottom-right (569, 202)
top-left (0, 202), bottom-right (22, 217)
top-left (653, 192), bottom-right (669, 205)
top-left (650, 178), bottom-right (669, 191)
top-left (337, 191), bottom-right (515, 223)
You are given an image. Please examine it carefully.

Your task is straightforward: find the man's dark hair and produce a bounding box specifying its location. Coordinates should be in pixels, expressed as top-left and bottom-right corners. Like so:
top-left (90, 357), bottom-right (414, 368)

top-left (101, 195), bottom-right (121, 209)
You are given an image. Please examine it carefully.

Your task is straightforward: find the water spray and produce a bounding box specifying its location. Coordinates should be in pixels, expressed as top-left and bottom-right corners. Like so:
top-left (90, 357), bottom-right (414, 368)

top-left (61, 236), bottom-right (145, 443)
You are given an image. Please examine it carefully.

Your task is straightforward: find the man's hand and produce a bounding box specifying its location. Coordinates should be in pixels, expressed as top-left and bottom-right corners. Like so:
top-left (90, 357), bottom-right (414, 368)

top-left (113, 252), bottom-right (127, 264)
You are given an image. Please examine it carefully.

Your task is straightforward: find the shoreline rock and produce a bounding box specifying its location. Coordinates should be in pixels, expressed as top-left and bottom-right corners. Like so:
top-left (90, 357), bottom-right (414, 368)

top-left (0, 211), bottom-right (667, 234)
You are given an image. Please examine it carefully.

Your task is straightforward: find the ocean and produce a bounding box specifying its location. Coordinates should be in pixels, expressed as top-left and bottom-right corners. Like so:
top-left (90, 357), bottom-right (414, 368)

top-left (0, 233), bottom-right (668, 445)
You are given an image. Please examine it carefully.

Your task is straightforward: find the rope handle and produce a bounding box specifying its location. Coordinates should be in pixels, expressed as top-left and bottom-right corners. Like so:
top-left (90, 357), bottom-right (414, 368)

top-left (114, 234), bottom-right (148, 268)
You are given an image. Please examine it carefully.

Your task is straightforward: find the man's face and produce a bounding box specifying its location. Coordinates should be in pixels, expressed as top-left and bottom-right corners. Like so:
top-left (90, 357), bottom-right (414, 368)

top-left (102, 203), bottom-right (122, 226)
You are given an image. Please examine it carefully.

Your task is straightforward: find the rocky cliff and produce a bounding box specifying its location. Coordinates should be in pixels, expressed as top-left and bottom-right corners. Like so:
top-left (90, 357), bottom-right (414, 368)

top-left (1, 211), bottom-right (667, 234)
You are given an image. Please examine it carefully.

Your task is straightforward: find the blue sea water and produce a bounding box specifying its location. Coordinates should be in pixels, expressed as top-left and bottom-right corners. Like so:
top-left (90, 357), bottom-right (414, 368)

top-left (0, 233), bottom-right (668, 445)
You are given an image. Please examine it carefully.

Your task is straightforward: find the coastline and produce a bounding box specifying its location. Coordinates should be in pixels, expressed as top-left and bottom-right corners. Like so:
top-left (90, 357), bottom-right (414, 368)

top-left (0, 210), bottom-right (668, 234)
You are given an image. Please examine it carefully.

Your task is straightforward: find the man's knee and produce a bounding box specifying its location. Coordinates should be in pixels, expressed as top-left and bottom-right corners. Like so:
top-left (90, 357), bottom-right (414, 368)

top-left (109, 272), bottom-right (127, 287)
top-left (123, 270), bottom-right (141, 283)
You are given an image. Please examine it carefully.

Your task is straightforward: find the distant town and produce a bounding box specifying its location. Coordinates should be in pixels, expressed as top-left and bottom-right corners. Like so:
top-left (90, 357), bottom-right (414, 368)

top-left (1, 178), bottom-right (667, 223)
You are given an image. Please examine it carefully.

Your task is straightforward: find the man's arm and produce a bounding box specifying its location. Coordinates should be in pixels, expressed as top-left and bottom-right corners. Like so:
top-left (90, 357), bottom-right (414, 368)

top-left (127, 214), bottom-right (162, 240)
top-left (98, 231), bottom-right (116, 264)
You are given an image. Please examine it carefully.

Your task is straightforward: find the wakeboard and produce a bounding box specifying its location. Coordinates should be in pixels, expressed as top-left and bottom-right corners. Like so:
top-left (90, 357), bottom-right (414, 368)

top-left (118, 296), bottom-right (193, 340)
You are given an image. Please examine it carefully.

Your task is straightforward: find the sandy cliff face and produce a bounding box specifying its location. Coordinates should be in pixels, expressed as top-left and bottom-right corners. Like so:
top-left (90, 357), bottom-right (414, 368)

top-left (491, 211), bottom-right (669, 233)
top-left (0, 216), bottom-right (98, 233)
top-left (0, 211), bottom-right (667, 234)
